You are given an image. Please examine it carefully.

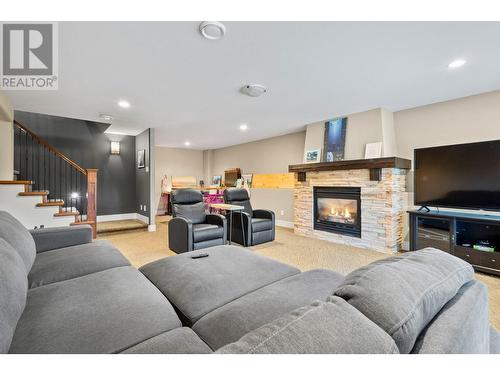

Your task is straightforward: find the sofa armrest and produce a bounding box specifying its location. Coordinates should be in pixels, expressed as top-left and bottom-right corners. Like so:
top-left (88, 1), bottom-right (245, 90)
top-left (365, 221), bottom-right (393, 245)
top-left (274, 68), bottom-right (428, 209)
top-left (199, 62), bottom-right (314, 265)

top-left (29, 225), bottom-right (93, 253)
top-left (206, 214), bottom-right (227, 240)
top-left (168, 217), bottom-right (194, 253)
top-left (253, 209), bottom-right (275, 222)
top-left (230, 211), bottom-right (252, 245)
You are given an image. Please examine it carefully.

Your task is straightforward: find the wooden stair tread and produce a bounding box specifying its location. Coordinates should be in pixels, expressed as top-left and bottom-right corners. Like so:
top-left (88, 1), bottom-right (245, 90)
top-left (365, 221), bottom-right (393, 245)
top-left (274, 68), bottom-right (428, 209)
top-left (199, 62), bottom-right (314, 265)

top-left (70, 220), bottom-right (95, 226)
top-left (19, 191), bottom-right (49, 196)
top-left (0, 180), bottom-right (33, 185)
top-left (37, 200), bottom-right (64, 207)
top-left (54, 210), bottom-right (80, 217)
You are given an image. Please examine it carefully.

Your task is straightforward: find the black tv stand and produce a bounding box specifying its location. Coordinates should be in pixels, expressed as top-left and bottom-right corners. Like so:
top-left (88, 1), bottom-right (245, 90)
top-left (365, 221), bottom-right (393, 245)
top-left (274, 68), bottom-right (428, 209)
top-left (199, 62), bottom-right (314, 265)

top-left (408, 210), bottom-right (500, 276)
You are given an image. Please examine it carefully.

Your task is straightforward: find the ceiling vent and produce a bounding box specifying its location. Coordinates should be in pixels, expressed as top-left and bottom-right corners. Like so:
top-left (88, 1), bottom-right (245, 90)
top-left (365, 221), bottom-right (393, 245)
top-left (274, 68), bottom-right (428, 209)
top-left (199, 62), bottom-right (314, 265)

top-left (199, 21), bottom-right (226, 40)
top-left (241, 84), bottom-right (268, 97)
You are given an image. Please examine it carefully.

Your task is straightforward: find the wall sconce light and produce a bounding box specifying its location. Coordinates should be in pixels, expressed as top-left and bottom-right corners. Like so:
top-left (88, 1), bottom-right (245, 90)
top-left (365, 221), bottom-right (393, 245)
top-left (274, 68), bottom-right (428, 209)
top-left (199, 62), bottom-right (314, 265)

top-left (111, 141), bottom-right (120, 155)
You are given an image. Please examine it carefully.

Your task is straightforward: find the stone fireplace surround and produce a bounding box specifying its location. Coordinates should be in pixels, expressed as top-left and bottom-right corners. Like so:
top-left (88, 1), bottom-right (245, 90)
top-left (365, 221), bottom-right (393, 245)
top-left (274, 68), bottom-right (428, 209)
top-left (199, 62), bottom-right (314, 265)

top-left (289, 157), bottom-right (411, 254)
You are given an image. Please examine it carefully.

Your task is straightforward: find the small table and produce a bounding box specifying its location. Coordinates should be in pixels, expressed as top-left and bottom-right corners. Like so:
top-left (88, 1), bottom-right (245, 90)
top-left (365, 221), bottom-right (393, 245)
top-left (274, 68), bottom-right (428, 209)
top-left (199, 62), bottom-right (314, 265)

top-left (209, 203), bottom-right (246, 246)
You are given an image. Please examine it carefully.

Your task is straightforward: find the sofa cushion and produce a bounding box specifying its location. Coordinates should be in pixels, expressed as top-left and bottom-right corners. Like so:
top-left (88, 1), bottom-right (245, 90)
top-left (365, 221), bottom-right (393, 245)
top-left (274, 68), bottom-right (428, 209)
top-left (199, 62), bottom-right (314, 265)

top-left (121, 327), bottom-right (212, 354)
top-left (217, 297), bottom-right (399, 354)
top-left (251, 218), bottom-right (273, 233)
top-left (192, 224), bottom-right (224, 243)
top-left (28, 240), bottom-right (131, 288)
top-left (193, 269), bottom-right (344, 350)
top-left (173, 201), bottom-right (207, 225)
top-left (411, 280), bottom-right (490, 354)
top-left (0, 239), bottom-right (28, 353)
top-left (140, 245), bottom-right (300, 324)
top-left (334, 248), bottom-right (474, 353)
top-left (0, 211), bottom-right (36, 271)
top-left (9, 267), bottom-right (181, 354)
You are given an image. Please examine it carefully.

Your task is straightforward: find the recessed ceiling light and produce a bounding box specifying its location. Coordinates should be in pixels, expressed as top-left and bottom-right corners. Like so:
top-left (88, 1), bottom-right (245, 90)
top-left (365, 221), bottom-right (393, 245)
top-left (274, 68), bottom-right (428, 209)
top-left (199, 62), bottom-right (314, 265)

top-left (199, 21), bottom-right (226, 40)
top-left (448, 59), bottom-right (466, 69)
top-left (117, 100), bottom-right (130, 108)
top-left (239, 124), bottom-right (248, 131)
top-left (184, 141), bottom-right (191, 146)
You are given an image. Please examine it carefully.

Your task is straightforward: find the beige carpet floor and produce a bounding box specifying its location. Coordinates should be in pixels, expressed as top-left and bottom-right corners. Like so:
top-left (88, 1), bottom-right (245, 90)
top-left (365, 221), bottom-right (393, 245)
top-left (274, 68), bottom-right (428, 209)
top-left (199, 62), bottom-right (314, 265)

top-left (98, 216), bottom-right (500, 330)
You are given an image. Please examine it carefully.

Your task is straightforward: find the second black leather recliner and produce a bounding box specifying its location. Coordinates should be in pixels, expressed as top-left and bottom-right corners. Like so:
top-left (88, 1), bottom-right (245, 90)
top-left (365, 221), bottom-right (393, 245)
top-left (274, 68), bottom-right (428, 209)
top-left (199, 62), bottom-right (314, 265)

top-left (168, 189), bottom-right (227, 253)
top-left (223, 188), bottom-right (275, 246)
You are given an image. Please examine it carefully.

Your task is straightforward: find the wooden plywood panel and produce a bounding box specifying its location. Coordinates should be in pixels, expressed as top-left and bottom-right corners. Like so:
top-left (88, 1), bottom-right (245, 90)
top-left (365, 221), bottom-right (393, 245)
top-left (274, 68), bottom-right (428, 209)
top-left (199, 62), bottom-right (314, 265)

top-left (252, 173), bottom-right (294, 189)
top-left (172, 176), bottom-right (197, 188)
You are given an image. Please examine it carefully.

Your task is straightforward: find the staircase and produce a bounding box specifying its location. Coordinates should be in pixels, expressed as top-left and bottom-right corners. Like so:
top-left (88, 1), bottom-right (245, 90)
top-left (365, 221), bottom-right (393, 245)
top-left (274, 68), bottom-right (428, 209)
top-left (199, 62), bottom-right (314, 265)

top-left (0, 120), bottom-right (98, 237)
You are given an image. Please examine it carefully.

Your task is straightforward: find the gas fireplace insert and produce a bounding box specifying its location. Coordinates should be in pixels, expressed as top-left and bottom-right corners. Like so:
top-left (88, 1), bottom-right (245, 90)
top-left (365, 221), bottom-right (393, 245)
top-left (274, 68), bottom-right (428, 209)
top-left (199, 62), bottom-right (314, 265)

top-left (313, 186), bottom-right (361, 237)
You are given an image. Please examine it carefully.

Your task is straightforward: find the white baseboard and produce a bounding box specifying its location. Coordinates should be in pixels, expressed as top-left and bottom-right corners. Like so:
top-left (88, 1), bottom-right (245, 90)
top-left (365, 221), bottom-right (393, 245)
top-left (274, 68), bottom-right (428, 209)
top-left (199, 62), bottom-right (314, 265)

top-left (148, 224), bottom-right (157, 232)
top-left (276, 220), bottom-right (294, 229)
top-left (97, 213), bottom-right (150, 224)
top-left (136, 213), bottom-right (149, 224)
top-left (97, 213), bottom-right (138, 222)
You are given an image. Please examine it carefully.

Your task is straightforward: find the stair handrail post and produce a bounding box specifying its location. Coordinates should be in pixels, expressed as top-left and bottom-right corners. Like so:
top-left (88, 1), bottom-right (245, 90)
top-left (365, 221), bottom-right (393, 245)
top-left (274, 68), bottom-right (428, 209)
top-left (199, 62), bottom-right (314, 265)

top-left (86, 169), bottom-right (98, 238)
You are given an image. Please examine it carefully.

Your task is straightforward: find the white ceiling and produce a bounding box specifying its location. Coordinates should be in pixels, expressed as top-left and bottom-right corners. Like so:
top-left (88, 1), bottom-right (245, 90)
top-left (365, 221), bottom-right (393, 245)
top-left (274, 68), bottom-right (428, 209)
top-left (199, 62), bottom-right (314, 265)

top-left (7, 22), bottom-right (500, 149)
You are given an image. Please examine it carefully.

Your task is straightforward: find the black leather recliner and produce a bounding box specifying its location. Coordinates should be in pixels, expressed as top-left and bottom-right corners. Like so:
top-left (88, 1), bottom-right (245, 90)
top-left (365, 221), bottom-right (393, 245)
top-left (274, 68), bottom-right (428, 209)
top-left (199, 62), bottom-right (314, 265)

top-left (168, 189), bottom-right (227, 253)
top-left (223, 188), bottom-right (275, 247)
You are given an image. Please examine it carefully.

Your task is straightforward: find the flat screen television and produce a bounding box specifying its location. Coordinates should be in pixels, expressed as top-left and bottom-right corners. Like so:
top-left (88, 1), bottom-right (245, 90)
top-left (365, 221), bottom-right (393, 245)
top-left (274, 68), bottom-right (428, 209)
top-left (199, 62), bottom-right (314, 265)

top-left (414, 140), bottom-right (500, 211)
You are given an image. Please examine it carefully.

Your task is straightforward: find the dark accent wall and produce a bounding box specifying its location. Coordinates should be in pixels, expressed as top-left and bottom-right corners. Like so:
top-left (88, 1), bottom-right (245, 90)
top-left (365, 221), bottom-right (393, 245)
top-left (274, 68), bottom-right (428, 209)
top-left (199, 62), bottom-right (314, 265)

top-left (135, 128), bottom-right (151, 223)
top-left (14, 111), bottom-right (137, 216)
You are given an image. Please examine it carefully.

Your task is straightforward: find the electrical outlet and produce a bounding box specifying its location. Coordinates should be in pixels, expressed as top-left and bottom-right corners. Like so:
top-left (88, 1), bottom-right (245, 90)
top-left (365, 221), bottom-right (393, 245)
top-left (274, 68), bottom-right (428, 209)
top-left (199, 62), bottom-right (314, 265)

top-left (280, 210), bottom-right (285, 216)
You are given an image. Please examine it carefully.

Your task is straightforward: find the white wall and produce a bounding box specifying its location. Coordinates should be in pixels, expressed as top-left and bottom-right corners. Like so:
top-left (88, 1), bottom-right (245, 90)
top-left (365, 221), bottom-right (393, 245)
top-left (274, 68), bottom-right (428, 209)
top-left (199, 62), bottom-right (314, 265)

top-left (211, 131), bottom-right (306, 224)
top-left (344, 108), bottom-right (384, 160)
top-left (303, 108), bottom-right (397, 162)
top-left (303, 121), bottom-right (324, 161)
top-left (203, 149), bottom-right (214, 184)
top-left (0, 184), bottom-right (74, 228)
top-left (154, 146), bottom-right (204, 214)
top-left (0, 90), bottom-right (14, 180)
top-left (394, 89), bottom-right (500, 162)
top-left (381, 108), bottom-right (397, 157)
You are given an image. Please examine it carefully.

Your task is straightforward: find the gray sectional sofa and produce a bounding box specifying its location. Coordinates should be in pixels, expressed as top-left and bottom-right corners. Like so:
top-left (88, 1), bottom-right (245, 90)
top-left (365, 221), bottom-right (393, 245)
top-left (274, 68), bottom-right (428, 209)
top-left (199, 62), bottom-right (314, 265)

top-left (1, 210), bottom-right (499, 354)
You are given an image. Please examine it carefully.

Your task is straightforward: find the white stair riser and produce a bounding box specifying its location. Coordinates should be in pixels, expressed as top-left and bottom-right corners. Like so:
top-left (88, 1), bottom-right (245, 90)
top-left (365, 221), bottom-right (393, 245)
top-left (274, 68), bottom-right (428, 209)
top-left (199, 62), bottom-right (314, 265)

top-left (0, 185), bottom-right (74, 229)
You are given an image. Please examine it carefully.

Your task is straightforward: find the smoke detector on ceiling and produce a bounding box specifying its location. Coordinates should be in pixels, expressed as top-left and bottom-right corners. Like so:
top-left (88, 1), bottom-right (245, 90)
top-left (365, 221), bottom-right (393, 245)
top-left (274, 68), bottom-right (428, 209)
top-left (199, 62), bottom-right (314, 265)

top-left (199, 21), bottom-right (226, 40)
top-left (241, 84), bottom-right (268, 97)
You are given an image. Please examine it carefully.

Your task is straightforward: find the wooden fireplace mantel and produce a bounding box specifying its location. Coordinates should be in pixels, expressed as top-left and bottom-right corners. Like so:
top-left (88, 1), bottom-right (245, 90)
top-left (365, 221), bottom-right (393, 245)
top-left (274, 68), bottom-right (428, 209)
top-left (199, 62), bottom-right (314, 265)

top-left (288, 157), bottom-right (412, 182)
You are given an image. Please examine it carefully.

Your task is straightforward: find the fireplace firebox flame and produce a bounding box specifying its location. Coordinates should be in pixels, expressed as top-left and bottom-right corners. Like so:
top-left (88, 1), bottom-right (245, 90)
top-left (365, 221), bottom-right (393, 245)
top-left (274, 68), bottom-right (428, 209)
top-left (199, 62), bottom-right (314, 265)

top-left (344, 207), bottom-right (351, 219)
top-left (330, 206), bottom-right (352, 219)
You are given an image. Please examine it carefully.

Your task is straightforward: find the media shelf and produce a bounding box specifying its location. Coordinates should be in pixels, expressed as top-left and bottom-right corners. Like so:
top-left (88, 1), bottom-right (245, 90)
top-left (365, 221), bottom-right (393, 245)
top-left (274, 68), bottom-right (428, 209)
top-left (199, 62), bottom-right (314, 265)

top-left (409, 210), bottom-right (500, 276)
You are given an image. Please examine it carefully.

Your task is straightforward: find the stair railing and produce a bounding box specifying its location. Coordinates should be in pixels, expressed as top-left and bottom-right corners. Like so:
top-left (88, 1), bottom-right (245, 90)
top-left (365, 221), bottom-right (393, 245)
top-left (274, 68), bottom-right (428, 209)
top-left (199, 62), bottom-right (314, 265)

top-left (13, 120), bottom-right (97, 237)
